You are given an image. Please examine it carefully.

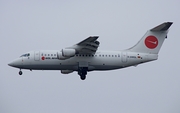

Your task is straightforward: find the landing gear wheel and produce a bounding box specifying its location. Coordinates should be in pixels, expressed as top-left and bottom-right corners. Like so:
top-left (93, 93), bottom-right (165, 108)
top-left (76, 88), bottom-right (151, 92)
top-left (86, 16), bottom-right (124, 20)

top-left (78, 67), bottom-right (88, 80)
top-left (19, 70), bottom-right (22, 75)
top-left (80, 75), bottom-right (86, 80)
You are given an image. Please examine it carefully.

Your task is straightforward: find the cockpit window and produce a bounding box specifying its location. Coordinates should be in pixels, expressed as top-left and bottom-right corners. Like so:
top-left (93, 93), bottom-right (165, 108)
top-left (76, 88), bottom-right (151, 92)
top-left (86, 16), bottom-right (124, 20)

top-left (20, 53), bottom-right (30, 57)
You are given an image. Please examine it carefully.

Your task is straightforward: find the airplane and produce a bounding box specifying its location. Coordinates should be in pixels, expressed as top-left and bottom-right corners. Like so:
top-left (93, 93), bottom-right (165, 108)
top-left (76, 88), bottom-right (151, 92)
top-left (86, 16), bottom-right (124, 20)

top-left (8, 22), bottom-right (173, 80)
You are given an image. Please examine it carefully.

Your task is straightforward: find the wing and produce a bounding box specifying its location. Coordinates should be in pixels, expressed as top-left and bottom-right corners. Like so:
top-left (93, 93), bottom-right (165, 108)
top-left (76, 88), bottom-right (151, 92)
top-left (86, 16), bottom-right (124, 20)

top-left (67, 36), bottom-right (100, 54)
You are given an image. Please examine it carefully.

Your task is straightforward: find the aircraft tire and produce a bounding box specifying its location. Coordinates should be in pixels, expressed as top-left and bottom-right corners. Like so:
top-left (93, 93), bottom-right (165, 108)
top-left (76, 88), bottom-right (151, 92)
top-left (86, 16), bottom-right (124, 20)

top-left (19, 71), bottom-right (22, 75)
top-left (80, 75), bottom-right (86, 80)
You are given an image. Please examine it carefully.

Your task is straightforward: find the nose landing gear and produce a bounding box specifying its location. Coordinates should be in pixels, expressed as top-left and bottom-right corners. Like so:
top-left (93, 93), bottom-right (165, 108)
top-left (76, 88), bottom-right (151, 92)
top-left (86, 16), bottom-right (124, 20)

top-left (19, 69), bottom-right (23, 75)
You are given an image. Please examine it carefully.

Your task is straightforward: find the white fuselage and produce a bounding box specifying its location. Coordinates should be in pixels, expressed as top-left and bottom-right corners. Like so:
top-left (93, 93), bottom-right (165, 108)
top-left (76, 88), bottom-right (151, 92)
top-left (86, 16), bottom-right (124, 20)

top-left (8, 22), bottom-right (172, 80)
top-left (10, 50), bottom-right (158, 71)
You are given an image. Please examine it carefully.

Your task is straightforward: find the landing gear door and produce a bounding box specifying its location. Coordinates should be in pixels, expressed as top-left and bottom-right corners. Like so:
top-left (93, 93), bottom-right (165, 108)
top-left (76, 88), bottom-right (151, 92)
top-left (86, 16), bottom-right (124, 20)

top-left (34, 51), bottom-right (40, 61)
top-left (78, 61), bottom-right (89, 67)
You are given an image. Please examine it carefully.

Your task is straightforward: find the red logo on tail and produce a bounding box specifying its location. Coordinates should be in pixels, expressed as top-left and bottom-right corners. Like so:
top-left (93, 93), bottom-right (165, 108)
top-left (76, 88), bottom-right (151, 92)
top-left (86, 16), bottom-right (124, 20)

top-left (145, 36), bottom-right (158, 49)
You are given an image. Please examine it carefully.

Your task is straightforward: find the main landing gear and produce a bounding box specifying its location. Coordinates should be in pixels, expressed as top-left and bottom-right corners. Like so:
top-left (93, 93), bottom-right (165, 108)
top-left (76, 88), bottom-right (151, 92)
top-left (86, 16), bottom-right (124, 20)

top-left (19, 69), bottom-right (23, 75)
top-left (78, 67), bottom-right (88, 80)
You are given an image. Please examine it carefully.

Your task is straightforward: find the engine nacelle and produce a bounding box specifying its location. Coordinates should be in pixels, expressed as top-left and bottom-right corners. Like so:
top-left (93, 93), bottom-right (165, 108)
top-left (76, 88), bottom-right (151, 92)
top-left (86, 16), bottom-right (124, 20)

top-left (61, 70), bottom-right (74, 74)
top-left (57, 49), bottom-right (76, 60)
top-left (62, 49), bottom-right (76, 57)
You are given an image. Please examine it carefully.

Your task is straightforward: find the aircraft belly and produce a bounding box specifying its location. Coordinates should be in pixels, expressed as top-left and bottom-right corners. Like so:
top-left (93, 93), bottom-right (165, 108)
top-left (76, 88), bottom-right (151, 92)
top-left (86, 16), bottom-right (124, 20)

top-left (22, 64), bottom-right (76, 70)
top-left (23, 59), bottom-right (77, 70)
top-left (90, 65), bottom-right (122, 70)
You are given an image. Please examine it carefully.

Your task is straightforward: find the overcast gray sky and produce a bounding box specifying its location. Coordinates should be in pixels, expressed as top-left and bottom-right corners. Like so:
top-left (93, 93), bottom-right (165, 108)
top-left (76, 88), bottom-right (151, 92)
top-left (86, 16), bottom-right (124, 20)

top-left (1, 0), bottom-right (180, 113)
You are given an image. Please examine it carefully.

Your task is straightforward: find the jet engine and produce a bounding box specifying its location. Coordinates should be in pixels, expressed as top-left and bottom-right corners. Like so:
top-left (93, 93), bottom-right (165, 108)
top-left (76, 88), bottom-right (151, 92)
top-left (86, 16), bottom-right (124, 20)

top-left (61, 70), bottom-right (74, 74)
top-left (62, 49), bottom-right (76, 57)
top-left (57, 49), bottom-right (76, 60)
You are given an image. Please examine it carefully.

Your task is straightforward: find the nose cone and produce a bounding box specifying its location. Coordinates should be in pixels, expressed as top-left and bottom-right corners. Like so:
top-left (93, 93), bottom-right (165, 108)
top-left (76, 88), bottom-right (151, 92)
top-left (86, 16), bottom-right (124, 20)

top-left (8, 62), bottom-right (14, 67)
top-left (8, 58), bottom-right (23, 68)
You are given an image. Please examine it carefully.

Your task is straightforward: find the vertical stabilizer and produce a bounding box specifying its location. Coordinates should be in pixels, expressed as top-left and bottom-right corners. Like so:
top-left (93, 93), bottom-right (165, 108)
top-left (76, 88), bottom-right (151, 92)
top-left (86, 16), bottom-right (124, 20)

top-left (128, 22), bottom-right (173, 54)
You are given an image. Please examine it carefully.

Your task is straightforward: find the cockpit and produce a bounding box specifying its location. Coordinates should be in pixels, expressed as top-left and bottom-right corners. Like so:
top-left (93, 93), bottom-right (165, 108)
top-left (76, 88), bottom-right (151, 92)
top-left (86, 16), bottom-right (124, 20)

top-left (20, 53), bottom-right (30, 57)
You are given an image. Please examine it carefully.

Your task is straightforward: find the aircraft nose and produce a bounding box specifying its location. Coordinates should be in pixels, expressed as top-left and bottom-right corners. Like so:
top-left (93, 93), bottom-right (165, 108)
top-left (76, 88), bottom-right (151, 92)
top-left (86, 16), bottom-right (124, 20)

top-left (8, 62), bottom-right (14, 67)
top-left (8, 58), bottom-right (23, 68)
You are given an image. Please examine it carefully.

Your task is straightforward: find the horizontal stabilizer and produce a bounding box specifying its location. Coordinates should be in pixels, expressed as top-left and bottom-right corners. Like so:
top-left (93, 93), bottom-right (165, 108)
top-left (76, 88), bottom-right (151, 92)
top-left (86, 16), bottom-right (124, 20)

top-left (150, 22), bottom-right (173, 31)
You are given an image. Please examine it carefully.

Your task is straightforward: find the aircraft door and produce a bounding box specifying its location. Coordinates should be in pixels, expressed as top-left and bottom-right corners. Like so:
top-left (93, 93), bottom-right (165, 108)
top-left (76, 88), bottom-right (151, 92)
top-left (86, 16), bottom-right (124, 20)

top-left (21, 57), bottom-right (24, 65)
top-left (34, 51), bottom-right (40, 61)
top-left (121, 52), bottom-right (127, 62)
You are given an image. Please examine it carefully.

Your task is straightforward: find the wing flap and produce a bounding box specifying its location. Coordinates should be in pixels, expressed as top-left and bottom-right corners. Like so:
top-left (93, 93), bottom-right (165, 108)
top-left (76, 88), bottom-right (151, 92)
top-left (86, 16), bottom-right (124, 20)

top-left (79, 48), bottom-right (96, 54)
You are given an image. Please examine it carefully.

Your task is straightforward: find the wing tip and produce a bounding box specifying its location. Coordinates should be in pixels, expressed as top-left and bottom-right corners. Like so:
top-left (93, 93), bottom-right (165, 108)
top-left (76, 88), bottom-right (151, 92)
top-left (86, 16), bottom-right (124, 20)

top-left (89, 36), bottom-right (99, 38)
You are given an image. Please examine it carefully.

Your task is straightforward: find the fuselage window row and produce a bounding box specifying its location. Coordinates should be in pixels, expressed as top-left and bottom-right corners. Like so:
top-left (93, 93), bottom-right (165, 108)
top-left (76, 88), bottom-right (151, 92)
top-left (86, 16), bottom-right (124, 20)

top-left (40, 53), bottom-right (120, 58)
top-left (41, 54), bottom-right (57, 57)
top-left (75, 54), bottom-right (120, 57)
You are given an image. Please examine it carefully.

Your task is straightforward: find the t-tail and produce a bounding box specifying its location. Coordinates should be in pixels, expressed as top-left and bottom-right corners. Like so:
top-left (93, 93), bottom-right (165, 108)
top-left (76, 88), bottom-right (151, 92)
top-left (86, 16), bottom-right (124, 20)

top-left (128, 22), bottom-right (173, 54)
